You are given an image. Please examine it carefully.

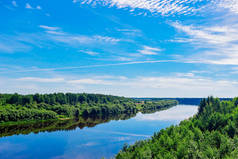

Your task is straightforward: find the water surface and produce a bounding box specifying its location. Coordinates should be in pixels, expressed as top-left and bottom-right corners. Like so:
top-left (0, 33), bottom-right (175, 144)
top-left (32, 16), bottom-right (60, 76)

top-left (0, 105), bottom-right (198, 159)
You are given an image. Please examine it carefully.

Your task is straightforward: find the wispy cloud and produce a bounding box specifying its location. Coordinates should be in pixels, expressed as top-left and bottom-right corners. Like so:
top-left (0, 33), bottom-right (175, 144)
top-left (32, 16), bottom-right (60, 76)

top-left (17, 77), bottom-right (65, 83)
top-left (77, 0), bottom-right (238, 16)
top-left (215, 0), bottom-right (238, 14)
top-left (48, 34), bottom-right (121, 46)
top-left (0, 25), bottom-right (122, 53)
top-left (171, 22), bottom-right (238, 45)
top-left (81, 50), bottom-right (99, 56)
top-left (25, 3), bottom-right (42, 10)
top-left (40, 26), bottom-right (121, 45)
top-left (77, 0), bottom-right (208, 16)
top-left (39, 25), bottom-right (60, 31)
top-left (0, 60), bottom-right (174, 73)
top-left (175, 72), bottom-right (195, 77)
top-left (45, 30), bottom-right (65, 35)
top-left (139, 46), bottom-right (161, 55)
top-left (171, 22), bottom-right (238, 65)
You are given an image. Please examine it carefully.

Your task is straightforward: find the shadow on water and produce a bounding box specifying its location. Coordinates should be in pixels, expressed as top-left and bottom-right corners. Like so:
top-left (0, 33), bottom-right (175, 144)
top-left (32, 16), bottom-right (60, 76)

top-left (0, 104), bottom-right (176, 138)
top-left (0, 113), bottom-right (138, 138)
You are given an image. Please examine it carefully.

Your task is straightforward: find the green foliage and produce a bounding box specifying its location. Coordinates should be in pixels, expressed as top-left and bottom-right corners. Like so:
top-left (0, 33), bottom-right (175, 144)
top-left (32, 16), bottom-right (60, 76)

top-left (0, 93), bottom-right (177, 124)
top-left (116, 97), bottom-right (238, 159)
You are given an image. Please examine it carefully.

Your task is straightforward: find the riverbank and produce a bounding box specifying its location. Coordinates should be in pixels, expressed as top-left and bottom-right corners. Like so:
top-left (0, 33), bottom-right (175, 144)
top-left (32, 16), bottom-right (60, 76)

top-left (0, 93), bottom-right (178, 125)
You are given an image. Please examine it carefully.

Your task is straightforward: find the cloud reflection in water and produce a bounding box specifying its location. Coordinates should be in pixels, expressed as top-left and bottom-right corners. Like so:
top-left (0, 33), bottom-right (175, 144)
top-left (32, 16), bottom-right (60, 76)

top-left (135, 105), bottom-right (198, 121)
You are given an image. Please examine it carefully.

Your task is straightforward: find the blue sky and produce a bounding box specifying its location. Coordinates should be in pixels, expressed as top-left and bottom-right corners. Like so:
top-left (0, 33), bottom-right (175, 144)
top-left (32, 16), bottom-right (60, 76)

top-left (0, 0), bottom-right (238, 97)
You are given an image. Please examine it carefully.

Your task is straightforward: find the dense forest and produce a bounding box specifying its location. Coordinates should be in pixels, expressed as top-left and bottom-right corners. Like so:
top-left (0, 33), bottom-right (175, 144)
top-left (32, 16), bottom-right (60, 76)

top-left (0, 93), bottom-right (178, 124)
top-left (116, 97), bottom-right (238, 159)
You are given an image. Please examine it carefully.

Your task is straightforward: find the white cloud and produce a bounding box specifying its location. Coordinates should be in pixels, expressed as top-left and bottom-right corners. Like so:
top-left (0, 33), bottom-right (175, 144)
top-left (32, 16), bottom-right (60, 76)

top-left (82, 51), bottom-right (99, 56)
top-left (215, 0), bottom-right (238, 14)
top-left (54, 35), bottom-right (117, 45)
top-left (172, 22), bottom-right (238, 45)
top-left (94, 75), bottom-right (128, 80)
top-left (17, 77), bottom-right (65, 83)
top-left (78, 0), bottom-right (208, 16)
top-left (25, 3), bottom-right (42, 10)
top-left (93, 35), bottom-right (120, 43)
top-left (171, 22), bottom-right (238, 65)
top-left (39, 25), bottom-right (60, 31)
top-left (139, 46), bottom-right (161, 55)
top-left (77, 0), bottom-right (238, 16)
top-left (25, 3), bottom-right (33, 9)
top-left (45, 30), bottom-right (65, 35)
top-left (176, 72), bottom-right (195, 77)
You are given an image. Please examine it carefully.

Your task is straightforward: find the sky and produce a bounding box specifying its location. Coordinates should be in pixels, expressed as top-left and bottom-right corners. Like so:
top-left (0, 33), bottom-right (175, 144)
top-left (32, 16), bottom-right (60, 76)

top-left (0, 0), bottom-right (238, 97)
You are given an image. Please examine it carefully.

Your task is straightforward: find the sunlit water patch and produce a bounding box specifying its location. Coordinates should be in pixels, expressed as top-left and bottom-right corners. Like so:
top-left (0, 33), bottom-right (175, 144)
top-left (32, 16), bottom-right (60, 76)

top-left (0, 105), bottom-right (198, 159)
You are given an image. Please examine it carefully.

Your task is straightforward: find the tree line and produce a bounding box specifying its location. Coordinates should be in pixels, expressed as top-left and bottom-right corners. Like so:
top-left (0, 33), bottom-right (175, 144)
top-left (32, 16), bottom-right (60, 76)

top-left (134, 97), bottom-right (232, 105)
top-left (0, 93), bottom-right (178, 124)
top-left (116, 97), bottom-right (238, 159)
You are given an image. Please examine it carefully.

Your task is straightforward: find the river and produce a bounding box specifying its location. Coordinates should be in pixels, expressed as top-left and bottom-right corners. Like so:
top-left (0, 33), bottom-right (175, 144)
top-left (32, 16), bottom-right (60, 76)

top-left (0, 105), bottom-right (198, 159)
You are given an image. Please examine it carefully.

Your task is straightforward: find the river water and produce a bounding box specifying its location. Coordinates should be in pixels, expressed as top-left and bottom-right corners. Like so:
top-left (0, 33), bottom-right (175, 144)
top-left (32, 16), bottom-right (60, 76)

top-left (0, 105), bottom-right (198, 159)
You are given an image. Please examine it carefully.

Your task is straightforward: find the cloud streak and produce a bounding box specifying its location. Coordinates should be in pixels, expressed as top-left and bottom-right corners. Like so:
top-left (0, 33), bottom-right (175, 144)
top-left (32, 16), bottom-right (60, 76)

top-left (77, 0), bottom-right (208, 16)
top-left (0, 60), bottom-right (175, 73)
top-left (39, 25), bottom-right (60, 31)
top-left (17, 77), bottom-right (64, 83)
top-left (139, 46), bottom-right (161, 55)
top-left (0, 25), bottom-right (122, 53)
